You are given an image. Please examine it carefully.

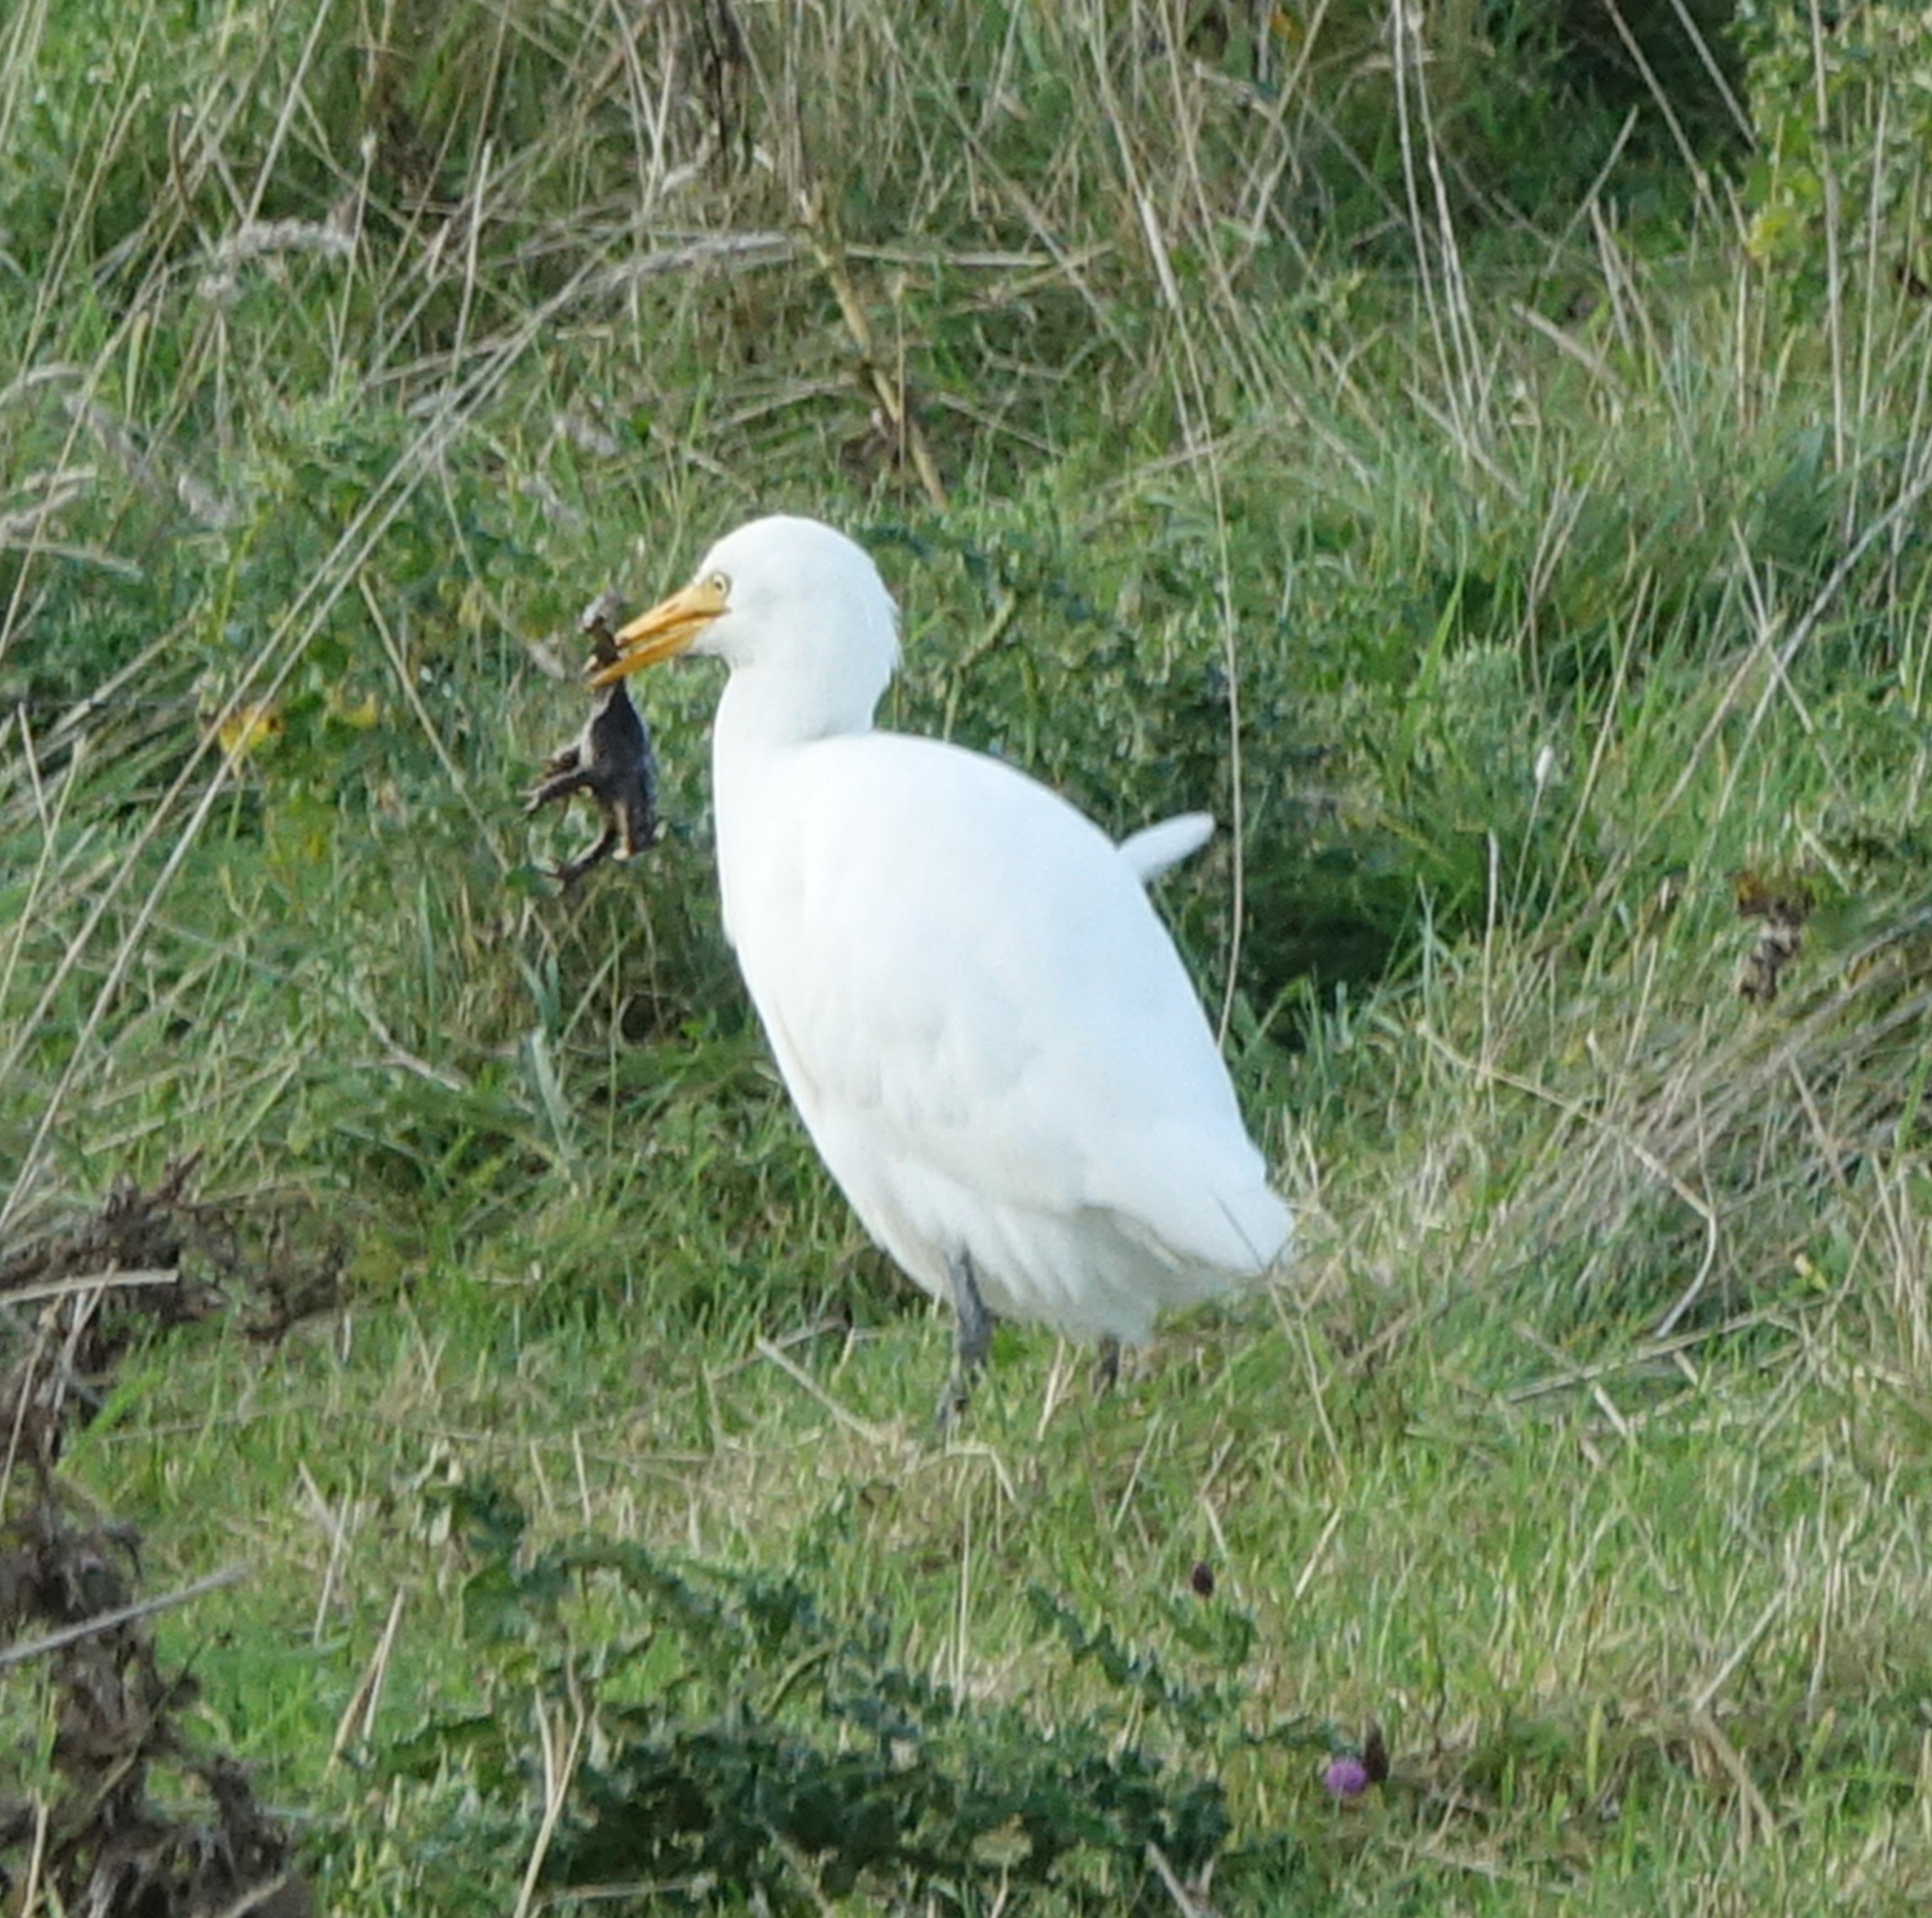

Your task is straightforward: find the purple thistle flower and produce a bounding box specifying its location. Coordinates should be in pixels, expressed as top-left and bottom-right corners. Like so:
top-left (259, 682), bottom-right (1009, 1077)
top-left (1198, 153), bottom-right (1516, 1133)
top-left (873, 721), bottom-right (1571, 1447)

top-left (1323, 1756), bottom-right (1370, 1799)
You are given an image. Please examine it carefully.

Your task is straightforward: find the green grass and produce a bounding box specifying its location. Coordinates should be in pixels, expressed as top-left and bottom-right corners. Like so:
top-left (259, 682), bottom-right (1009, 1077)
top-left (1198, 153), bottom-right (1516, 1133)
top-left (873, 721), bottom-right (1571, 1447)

top-left (6, 0), bottom-right (1932, 1911)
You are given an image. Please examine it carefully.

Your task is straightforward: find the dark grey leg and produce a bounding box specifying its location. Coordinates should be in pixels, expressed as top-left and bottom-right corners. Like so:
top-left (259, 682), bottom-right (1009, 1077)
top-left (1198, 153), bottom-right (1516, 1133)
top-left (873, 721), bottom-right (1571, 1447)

top-left (525, 755), bottom-right (589, 811)
top-left (937, 1250), bottom-right (993, 1429)
top-left (551, 821), bottom-right (619, 886)
top-left (1093, 1335), bottom-right (1121, 1394)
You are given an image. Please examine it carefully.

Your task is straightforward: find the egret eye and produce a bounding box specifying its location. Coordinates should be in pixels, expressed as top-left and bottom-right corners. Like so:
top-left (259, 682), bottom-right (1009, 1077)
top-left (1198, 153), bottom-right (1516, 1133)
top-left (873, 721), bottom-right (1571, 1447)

top-left (707, 571), bottom-right (730, 597)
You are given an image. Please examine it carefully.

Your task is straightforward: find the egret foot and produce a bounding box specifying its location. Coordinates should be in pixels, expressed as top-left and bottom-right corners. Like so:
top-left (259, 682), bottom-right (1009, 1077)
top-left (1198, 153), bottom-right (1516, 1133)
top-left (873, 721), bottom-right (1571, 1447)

top-left (936, 1250), bottom-right (993, 1430)
top-left (1093, 1335), bottom-right (1121, 1394)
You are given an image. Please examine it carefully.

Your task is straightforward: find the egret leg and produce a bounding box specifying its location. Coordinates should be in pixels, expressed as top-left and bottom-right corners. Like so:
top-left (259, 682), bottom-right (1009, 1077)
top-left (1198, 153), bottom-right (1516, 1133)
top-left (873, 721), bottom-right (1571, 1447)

top-left (937, 1250), bottom-right (993, 1428)
top-left (1093, 1335), bottom-right (1121, 1394)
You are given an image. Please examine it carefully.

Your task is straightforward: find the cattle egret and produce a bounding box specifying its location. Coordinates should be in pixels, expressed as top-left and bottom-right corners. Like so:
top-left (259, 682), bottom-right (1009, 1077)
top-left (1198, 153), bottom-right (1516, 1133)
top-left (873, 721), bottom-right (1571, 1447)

top-left (598, 516), bottom-right (1290, 1416)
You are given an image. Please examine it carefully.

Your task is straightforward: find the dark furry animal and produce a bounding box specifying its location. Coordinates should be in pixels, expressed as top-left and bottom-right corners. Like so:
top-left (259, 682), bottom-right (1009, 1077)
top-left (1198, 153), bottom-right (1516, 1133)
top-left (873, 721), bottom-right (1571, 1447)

top-left (526, 591), bottom-right (658, 884)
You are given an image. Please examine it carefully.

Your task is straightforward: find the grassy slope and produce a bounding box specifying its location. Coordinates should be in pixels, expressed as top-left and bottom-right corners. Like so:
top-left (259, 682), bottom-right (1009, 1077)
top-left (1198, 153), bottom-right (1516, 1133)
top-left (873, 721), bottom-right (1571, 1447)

top-left (5, 1), bottom-right (1932, 1911)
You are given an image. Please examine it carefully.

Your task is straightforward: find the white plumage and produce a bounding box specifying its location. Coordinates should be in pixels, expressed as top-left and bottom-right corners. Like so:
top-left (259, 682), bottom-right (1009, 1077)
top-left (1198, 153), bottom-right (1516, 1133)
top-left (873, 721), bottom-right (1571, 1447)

top-left (1117, 810), bottom-right (1215, 883)
top-left (601, 516), bottom-right (1289, 1396)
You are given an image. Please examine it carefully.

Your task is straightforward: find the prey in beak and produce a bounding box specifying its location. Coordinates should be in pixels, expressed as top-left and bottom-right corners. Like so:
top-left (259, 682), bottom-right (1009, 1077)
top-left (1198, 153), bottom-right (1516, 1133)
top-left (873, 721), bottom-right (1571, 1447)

top-left (525, 590), bottom-right (658, 885)
top-left (591, 573), bottom-right (729, 686)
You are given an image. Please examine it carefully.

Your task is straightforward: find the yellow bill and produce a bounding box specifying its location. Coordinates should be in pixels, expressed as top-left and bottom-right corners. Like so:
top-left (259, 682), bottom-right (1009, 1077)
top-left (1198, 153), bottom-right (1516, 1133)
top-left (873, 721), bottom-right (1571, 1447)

top-left (591, 575), bottom-right (729, 685)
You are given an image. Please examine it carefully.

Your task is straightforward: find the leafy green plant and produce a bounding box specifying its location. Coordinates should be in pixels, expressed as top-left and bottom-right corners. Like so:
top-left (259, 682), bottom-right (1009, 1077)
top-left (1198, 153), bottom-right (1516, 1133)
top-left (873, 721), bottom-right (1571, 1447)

top-left (1738, 0), bottom-right (1932, 285)
top-left (390, 1483), bottom-right (1261, 1912)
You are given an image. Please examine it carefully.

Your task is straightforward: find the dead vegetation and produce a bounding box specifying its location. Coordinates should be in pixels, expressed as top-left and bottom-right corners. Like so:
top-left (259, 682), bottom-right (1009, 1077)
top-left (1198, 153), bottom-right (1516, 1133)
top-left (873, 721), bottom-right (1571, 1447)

top-left (1, 1162), bottom-right (339, 1917)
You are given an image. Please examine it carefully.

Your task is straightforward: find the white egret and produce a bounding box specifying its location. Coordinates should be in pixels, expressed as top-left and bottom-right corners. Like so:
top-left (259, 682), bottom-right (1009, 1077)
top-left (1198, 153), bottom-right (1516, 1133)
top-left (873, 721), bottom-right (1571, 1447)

top-left (599, 516), bottom-right (1290, 1414)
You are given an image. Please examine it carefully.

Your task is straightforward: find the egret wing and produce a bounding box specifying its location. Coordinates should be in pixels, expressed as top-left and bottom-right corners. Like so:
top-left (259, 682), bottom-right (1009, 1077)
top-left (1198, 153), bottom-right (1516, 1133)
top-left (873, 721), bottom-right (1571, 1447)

top-left (726, 733), bottom-right (1275, 1280)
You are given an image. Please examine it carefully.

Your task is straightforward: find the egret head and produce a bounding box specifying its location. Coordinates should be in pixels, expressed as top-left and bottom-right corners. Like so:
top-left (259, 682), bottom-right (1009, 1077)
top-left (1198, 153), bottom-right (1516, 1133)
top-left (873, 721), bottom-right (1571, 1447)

top-left (596, 517), bottom-right (899, 733)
